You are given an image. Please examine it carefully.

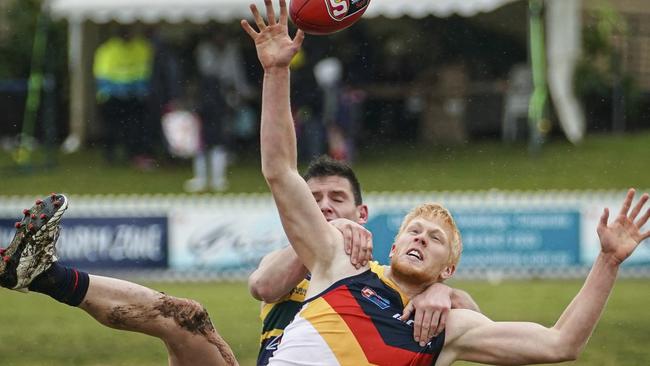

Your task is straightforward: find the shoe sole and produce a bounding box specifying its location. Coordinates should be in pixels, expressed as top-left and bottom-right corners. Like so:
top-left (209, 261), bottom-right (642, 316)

top-left (0, 194), bottom-right (68, 289)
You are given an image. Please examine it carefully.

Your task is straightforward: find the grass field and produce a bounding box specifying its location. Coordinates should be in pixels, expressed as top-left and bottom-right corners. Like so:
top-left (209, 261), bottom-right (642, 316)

top-left (1, 132), bottom-right (649, 195)
top-left (1, 279), bottom-right (650, 366)
top-left (1, 132), bottom-right (649, 365)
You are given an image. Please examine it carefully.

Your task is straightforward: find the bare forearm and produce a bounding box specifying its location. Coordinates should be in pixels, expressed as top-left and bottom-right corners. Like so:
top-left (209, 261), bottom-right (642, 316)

top-left (446, 256), bottom-right (619, 364)
top-left (447, 190), bottom-right (649, 365)
top-left (260, 68), bottom-right (297, 180)
top-left (248, 246), bottom-right (309, 302)
top-left (258, 64), bottom-right (340, 271)
top-left (552, 253), bottom-right (619, 357)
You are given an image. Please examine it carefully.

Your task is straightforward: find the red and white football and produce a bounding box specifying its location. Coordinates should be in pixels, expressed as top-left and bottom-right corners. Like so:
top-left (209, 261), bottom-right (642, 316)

top-left (289, 0), bottom-right (371, 35)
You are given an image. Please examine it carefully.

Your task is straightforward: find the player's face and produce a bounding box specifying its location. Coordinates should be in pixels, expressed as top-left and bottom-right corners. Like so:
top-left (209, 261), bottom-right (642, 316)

top-left (389, 216), bottom-right (455, 285)
top-left (307, 176), bottom-right (367, 224)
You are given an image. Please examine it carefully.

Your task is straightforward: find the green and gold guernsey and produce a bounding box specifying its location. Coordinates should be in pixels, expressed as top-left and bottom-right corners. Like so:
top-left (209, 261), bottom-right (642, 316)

top-left (257, 276), bottom-right (310, 365)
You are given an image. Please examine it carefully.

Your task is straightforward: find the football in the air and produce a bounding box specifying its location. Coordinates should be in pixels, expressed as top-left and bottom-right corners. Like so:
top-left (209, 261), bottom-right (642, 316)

top-left (289, 0), bottom-right (371, 35)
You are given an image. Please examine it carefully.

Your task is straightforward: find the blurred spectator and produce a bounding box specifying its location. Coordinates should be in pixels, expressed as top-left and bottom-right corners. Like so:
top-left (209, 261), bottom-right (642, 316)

top-left (314, 57), bottom-right (365, 162)
top-left (502, 64), bottom-right (533, 142)
top-left (147, 28), bottom-right (184, 158)
top-left (186, 27), bottom-right (251, 192)
top-left (291, 47), bottom-right (324, 162)
top-left (93, 26), bottom-right (154, 168)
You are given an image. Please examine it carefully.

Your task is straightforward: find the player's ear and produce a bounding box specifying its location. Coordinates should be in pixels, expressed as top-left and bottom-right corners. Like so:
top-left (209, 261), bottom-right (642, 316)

top-left (357, 204), bottom-right (369, 224)
top-left (439, 264), bottom-right (456, 280)
top-left (389, 244), bottom-right (396, 258)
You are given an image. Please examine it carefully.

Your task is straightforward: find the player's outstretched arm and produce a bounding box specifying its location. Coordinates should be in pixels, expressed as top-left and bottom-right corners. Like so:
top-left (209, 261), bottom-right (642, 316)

top-left (439, 189), bottom-right (650, 365)
top-left (242, 0), bottom-right (346, 278)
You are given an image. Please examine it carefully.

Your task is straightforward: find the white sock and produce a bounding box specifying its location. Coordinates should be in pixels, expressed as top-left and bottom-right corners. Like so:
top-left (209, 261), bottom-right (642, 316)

top-left (209, 146), bottom-right (228, 189)
top-left (192, 151), bottom-right (207, 184)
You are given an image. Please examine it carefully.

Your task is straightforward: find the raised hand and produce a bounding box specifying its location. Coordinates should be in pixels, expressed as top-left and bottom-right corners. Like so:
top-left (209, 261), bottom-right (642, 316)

top-left (597, 189), bottom-right (650, 265)
top-left (241, 0), bottom-right (305, 71)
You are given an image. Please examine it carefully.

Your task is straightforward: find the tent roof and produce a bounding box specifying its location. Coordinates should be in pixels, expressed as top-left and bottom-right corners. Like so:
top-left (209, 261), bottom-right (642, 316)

top-left (46, 0), bottom-right (520, 24)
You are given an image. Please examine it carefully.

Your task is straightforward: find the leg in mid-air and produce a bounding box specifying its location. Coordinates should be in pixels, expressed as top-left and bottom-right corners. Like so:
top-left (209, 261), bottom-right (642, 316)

top-left (0, 194), bottom-right (238, 366)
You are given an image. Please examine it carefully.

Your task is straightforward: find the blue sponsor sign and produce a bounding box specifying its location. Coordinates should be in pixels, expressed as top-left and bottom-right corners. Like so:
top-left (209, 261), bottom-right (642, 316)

top-left (366, 209), bottom-right (580, 269)
top-left (0, 217), bottom-right (168, 270)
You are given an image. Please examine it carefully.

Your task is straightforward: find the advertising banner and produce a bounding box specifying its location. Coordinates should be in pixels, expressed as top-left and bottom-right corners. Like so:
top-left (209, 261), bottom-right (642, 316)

top-left (0, 217), bottom-right (168, 270)
top-left (168, 206), bottom-right (288, 272)
top-left (581, 203), bottom-right (650, 266)
top-left (1, 190), bottom-right (648, 277)
top-left (366, 208), bottom-right (581, 270)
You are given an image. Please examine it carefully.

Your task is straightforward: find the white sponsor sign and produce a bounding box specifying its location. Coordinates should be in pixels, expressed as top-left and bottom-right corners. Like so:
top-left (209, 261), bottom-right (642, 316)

top-left (581, 203), bottom-right (650, 266)
top-left (169, 205), bottom-right (288, 271)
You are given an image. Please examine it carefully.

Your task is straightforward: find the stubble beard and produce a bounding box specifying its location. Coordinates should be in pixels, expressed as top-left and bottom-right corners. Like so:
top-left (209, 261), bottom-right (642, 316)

top-left (390, 257), bottom-right (437, 286)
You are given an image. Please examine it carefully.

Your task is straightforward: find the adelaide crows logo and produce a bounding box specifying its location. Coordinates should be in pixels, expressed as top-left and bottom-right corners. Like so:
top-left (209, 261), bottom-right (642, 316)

top-left (325, 0), bottom-right (370, 21)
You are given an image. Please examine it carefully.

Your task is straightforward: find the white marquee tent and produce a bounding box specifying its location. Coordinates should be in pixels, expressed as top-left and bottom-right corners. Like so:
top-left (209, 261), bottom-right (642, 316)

top-left (47, 0), bottom-right (520, 23)
top-left (44, 0), bottom-right (583, 148)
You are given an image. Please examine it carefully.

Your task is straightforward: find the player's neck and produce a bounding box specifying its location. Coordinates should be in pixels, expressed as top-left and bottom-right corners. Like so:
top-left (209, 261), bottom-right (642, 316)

top-left (384, 266), bottom-right (433, 299)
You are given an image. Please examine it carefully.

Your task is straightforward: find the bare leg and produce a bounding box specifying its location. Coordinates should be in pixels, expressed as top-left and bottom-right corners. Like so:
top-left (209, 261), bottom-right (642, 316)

top-left (80, 275), bottom-right (238, 366)
top-left (1, 194), bottom-right (235, 365)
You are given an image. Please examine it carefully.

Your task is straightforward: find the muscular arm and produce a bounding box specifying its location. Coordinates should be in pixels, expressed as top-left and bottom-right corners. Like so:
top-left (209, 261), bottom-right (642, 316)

top-left (440, 190), bottom-right (649, 365)
top-left (259, 65), bottom-right (340, 274)
top-left (243, 2), bottom-right (356, 287)
top-left (248, 246), bottom-right (307, 303)
top-left (441, 254), bottom-right (618, 365)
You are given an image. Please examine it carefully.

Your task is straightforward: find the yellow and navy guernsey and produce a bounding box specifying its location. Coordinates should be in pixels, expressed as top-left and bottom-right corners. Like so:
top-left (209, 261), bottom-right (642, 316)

top-left (257, 275), bottom-right (311, 365)
top-left (260, 262), bottom-right (445, 365)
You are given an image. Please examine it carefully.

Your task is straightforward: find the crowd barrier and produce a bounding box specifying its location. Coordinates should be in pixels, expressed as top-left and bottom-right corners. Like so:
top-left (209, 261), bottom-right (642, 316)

top-left (1, 190), bottom-right (649, 280)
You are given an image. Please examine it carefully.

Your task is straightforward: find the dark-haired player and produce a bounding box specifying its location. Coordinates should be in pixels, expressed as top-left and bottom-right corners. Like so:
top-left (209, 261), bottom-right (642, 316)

top-left (249, 155), bottom-right (480, 365)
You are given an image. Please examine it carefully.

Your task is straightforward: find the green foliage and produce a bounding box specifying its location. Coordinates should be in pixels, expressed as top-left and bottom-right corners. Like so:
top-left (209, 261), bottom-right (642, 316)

top-left (0, 280), bottom-right (649, 365)
top-left (574, 2), bottom-right (638, 104)
top-left (0, 0), bottom-right (67, 79)
top-left (0, 0), bottom-right (40, 78)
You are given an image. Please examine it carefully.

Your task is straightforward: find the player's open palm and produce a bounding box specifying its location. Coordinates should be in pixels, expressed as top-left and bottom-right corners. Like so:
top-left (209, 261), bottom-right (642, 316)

top-left (597, 189), bottom-right (650, 264)
top-left (242, 0), bottom-right (305, 70)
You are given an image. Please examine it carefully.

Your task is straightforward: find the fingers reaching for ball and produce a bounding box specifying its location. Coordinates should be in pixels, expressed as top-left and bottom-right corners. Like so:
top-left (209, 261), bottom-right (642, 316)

top-left (241, 0), bottom-right (305, 70)
top-left (242, 0), bottom-right (290, 35)
top-left (250, 4), bottom-right (266, 31)
top-left (264, 0), bottom-right (277, 26)
top-left (243, 0), bottom-right (371, 36)
top-left (279, 0), bottom-right (289, 26)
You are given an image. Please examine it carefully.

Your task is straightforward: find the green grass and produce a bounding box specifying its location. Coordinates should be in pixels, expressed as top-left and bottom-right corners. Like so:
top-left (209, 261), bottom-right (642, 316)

top-left (1, 279), bottom-right (649, 365)
top-left (1, 133), bottom-right (649, 365)
top-left (1, 132), bottom-right (649, 195)
top-left (0, 282), bottom-right (260, 366)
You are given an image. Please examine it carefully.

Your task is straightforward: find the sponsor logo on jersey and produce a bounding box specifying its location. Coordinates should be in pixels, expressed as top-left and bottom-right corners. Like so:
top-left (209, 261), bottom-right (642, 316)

top-left (361, 286), bottom-right (391, 309)
top-left (325, 0), bottom-right (370, 21)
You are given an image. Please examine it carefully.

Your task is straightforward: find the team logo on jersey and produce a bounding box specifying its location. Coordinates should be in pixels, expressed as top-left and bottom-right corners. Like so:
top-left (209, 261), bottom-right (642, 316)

top-left (325, 0), bottom-right (370, 21)
top-left (361, 286), bottom-right (390, 309)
